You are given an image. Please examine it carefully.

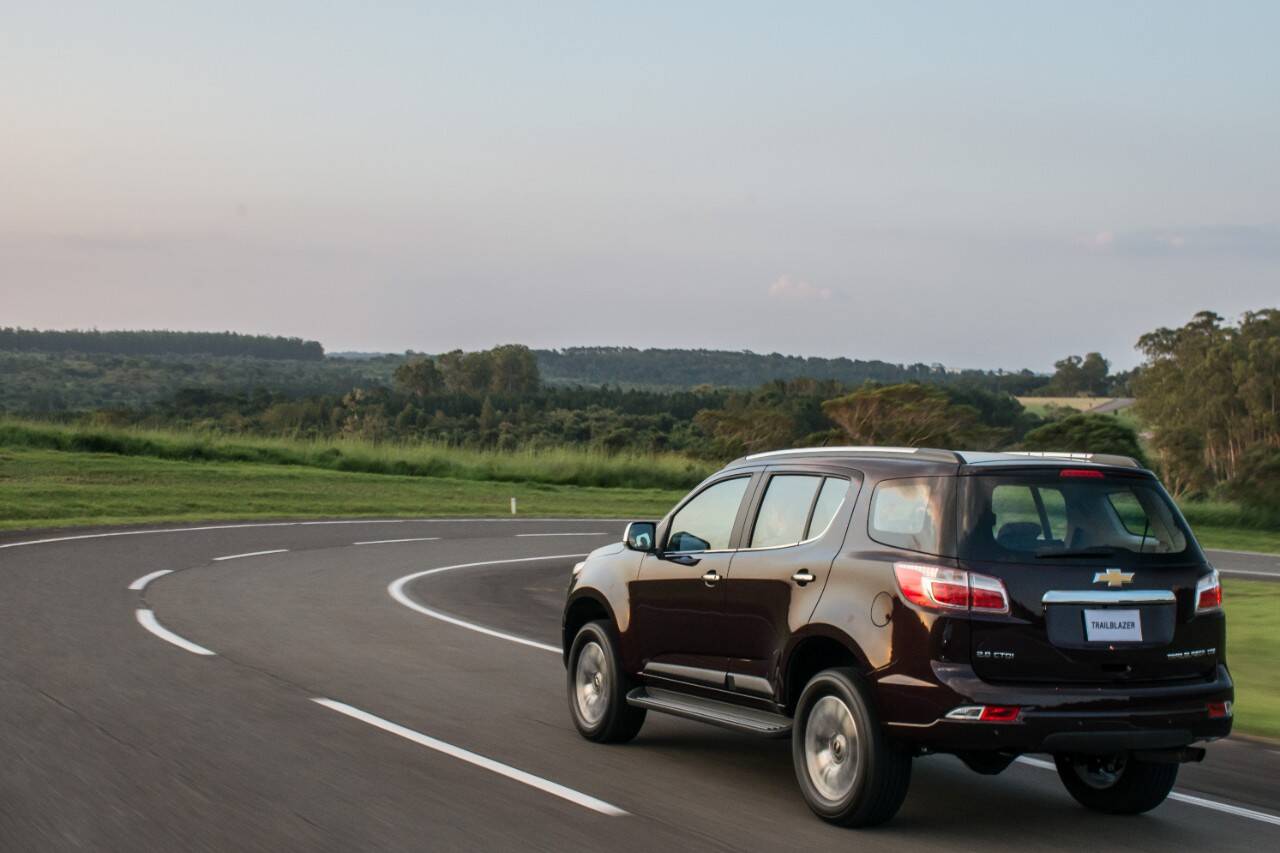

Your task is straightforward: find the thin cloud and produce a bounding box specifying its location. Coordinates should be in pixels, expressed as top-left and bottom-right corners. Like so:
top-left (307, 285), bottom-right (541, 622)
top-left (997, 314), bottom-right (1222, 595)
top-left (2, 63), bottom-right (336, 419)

top-left (1079, 225), bottom-right (1280, 258)
top-left (768, 275), bottom-right (832, 301)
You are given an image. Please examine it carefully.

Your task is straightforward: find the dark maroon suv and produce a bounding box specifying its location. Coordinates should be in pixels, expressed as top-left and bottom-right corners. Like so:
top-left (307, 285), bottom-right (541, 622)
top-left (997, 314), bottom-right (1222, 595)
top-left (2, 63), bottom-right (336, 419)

top-left (562, 447), bottom-right (1232, 826)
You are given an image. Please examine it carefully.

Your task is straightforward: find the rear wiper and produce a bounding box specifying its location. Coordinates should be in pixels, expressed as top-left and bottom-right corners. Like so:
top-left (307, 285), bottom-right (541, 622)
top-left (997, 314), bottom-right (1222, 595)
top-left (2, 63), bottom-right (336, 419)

top-left (1035, 547), bottom-right (1118, 559)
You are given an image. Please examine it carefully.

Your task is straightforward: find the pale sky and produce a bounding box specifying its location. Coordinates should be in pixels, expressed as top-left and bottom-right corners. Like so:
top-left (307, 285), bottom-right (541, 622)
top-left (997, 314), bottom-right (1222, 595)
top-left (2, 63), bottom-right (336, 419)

top-left (3, 2), bottom-right (1277, 371)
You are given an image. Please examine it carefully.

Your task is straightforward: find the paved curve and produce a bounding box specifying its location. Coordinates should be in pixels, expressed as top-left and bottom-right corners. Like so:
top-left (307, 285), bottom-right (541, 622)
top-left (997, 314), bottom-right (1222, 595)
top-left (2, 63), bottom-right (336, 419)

top-left (0, 519), bottom-right (1277, 851)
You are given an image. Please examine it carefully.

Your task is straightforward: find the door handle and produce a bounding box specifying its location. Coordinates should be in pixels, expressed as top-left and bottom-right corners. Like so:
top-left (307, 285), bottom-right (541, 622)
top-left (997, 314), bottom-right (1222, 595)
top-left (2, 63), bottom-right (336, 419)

top-left (701, 570), bottom-right (721, 586)
top-left (792, 569), bottom-right (815, 587)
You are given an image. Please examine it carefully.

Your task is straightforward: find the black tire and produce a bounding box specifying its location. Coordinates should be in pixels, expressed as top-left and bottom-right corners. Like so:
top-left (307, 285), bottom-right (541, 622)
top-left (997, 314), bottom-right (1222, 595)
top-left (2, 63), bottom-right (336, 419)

top-left (566, 621), bottom-right (646, 743)
top-left (1053, 753), bottom-right (1178, 815)
top-left (791, 668), bottom-right (912, 827)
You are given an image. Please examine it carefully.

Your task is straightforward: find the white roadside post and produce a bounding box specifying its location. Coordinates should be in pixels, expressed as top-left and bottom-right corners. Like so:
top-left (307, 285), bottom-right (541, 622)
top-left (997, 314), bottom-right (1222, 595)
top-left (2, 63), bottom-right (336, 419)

top-left (510, 497), bottom-right (517, 515)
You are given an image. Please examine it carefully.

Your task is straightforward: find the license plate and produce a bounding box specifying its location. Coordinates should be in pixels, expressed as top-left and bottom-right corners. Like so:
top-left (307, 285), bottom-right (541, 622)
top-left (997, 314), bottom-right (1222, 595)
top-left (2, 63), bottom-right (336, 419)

top-left (1083, 608), bottom-right (1143, 643)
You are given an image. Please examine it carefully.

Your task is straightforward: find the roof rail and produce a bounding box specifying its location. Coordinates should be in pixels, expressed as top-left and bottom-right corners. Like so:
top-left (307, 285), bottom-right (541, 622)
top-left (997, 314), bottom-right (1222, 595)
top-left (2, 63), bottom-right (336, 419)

top-left (1002, 451), bottom-right (1142, 469)
top-left (739, 446), bottom-right (962, 464)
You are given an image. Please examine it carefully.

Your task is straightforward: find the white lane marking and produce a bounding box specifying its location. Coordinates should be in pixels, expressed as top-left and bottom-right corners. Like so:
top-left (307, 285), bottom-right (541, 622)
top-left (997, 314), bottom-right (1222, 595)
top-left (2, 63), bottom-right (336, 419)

top-left (128, 569), bottom-right (173, 591)
top-left (212, 549), bottom-right (289, 562)
top-left (515, 532), bottom-right (608, 538)
top-left (1015, 757), bottom-right (1280, 827)
top-left (353, 537), bottom-right (441, 546)
top-left (0, 518), bottom-right (626, 551)
top-left (1219, 569), bottom-right (1280, 578)
top-left (388, 555), bottom-right (586, 655)
top-left (135, 609), bottom-right (215, 656)
top-left (312, 698), bottom-right (627, 817)
top-left (1207, 548), bottom-right (1280, 558)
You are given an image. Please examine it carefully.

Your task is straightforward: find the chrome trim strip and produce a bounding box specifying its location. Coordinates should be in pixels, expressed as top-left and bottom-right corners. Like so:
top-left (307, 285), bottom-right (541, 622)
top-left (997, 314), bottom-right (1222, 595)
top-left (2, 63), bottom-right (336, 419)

top-left (643, 662), bottom-right (726, 687)
top-left (1042, 590), bottom-right (1176, 605)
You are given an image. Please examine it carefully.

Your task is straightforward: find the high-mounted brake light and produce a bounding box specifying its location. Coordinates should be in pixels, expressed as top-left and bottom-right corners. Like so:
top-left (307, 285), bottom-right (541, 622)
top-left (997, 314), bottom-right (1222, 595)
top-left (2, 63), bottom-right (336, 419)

top-left (1195, 569), bottom-right (1222, 613)
top-left (1060, 468), bottom-right (1105, 479)
top-left (894, 563), bottom-right (1010, 615)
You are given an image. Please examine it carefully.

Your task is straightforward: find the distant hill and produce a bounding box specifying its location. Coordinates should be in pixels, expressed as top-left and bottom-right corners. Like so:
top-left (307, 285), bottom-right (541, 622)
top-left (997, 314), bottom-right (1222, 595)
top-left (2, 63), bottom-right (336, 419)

top-left (534, 347), bottom-right (1044, 393)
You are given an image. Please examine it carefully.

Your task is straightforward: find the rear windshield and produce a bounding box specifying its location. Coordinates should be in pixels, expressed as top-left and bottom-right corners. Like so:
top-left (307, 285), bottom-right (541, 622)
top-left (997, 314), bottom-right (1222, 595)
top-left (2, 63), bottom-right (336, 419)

top-left (958, 471), bottom-right (1200, 565)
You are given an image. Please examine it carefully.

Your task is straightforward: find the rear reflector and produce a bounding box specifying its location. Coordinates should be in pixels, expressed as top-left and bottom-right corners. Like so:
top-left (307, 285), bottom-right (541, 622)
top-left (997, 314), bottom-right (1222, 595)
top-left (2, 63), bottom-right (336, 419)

top-left (1207, 701), bottom-right (1233, 719)
top-left (946, 705), bottom-right (1023, 723)
top-left (1060, 468), bottom-right (1105, 478)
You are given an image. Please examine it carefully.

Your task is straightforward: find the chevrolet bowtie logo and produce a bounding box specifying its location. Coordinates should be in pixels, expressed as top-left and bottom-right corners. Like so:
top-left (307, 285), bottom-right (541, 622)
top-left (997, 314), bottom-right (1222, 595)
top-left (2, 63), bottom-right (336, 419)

top-left (1093, 568), bottom-right (1135, 588)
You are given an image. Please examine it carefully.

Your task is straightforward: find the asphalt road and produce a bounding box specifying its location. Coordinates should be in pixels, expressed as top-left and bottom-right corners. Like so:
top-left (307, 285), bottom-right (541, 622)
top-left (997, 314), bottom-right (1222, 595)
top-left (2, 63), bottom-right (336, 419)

top-left (1, 519), bottom-right (1277, 851)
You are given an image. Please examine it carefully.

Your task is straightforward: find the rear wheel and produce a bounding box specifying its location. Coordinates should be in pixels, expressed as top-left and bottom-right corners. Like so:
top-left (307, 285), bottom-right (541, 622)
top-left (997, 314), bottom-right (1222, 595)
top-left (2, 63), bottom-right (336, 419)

top-left (566, 621), bottom-right (646, 743)
top-left (791, 668), bottom-right (912, 827)
top-left (1053, 753), bottom-right (1178, 814)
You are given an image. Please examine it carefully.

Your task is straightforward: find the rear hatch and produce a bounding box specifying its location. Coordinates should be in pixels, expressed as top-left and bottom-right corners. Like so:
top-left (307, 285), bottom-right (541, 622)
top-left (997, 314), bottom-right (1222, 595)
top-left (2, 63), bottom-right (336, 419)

top-left (957, 467), bottom-right (1223, 685)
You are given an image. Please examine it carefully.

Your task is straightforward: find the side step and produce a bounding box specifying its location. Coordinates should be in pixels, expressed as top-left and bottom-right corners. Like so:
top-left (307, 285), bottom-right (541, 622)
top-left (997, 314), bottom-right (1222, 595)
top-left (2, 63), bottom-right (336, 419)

top-left (626, 687), bottom-right (792, 738)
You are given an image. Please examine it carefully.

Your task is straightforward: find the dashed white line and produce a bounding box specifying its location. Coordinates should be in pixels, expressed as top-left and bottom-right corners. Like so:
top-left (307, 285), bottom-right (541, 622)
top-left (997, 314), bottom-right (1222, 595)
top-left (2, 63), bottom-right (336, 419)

top-left (353, 537), bottom-right (441, 546)
top-left (128, 569), bottom-right (173, 591)
top-left (135, 609), bottom-right (215, 656)
top-left (1015, 757), bottom-right (1280, 827)
top-left (388, 555), bottom-right (586, 654)
top-left (212, 549), bottom-right (289, 562)
top-left (312, 698), bottom-right (627, 816)
top-left (515, 532), bottom-right (608, 538)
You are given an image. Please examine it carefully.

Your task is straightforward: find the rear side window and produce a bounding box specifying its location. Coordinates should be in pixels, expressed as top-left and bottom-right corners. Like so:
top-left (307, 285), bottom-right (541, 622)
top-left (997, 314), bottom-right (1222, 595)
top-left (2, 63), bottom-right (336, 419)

top-left (667, 476), bottom-right (750, 552)
top-left (869, 477), bottom-right (951, 556)
top-left (749, 475), bottom-right (851, 548)
top-left (750, 475), bottom-right (821, 547)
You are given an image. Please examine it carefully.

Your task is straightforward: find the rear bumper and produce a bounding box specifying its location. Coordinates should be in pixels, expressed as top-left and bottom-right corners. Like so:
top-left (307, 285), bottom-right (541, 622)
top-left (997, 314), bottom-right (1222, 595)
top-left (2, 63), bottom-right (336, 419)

top-left (882, 662), bottom-right (1234, 754)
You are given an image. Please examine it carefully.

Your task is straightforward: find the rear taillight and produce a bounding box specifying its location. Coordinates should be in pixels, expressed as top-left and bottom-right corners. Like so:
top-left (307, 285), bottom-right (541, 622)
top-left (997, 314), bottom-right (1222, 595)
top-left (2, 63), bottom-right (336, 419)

top-left (1195, 569), bottom-right (1222, 613)
top-left (946, 705), bottom-right (1023, 722)
top-left (1207, 700), bottom-right (1233, 719)
top-left (894, 563), bottom-right (1010, 615)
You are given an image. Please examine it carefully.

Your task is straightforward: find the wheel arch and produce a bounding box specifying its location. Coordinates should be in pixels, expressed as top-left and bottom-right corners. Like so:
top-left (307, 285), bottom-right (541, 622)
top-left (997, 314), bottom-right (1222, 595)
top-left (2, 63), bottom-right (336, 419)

top-left (782, 624), bottom-right (874, 715)
top-left (562, 589), bottom-right (618, 665)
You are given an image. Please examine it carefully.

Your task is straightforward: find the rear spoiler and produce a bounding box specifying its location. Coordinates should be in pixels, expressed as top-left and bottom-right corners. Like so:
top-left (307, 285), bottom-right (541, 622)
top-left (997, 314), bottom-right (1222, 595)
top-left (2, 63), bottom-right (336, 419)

top-left (1001, 451), bottom-right (1142, 469)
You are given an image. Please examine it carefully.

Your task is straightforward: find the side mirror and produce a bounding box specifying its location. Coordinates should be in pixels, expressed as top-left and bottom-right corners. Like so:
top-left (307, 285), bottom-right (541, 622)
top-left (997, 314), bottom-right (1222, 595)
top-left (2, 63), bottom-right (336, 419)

top-left (624, 521), bottom-right (657, 552)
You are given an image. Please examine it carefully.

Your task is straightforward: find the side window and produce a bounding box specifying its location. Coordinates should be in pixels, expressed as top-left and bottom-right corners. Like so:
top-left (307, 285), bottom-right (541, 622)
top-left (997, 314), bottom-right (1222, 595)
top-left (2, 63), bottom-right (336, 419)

top-left (750, 475), bottom-right (822, 548)
top-left (667, 477), bottom-right (751, 552)
top-left (807, 477), bottom-right (849, 538)
top-left (869, 477), bottom-right (947, 555)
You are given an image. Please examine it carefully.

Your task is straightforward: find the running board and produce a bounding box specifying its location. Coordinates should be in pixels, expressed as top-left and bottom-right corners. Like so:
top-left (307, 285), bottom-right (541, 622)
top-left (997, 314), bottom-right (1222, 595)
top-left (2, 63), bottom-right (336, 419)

top-left (626, 687), bottom-right (792, 738)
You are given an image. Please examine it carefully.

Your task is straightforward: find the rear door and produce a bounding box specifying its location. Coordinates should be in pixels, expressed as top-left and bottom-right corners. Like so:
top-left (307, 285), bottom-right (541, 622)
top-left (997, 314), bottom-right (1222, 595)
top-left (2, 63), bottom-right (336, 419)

top-left (629, 473), bottom-right (757, 690)
top-left (720, 470), bottom-right (856, 702)
top-left (957, 468), bottom-right (1221, 685)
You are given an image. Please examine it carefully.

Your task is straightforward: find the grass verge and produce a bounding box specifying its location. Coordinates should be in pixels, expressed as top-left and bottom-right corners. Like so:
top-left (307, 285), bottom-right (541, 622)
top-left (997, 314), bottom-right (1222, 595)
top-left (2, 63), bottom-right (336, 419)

top-left (0, 448), bottom-right (685, 529)
top-left (0, 419), bottom-right (714, 491)
top-left (1223, 579), bottom-right (1280, 740)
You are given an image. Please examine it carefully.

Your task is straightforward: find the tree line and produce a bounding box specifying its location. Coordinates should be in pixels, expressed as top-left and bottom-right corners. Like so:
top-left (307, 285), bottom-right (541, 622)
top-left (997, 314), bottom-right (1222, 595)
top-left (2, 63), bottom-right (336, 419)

top-left (0, 328), bottom-right (325, 360)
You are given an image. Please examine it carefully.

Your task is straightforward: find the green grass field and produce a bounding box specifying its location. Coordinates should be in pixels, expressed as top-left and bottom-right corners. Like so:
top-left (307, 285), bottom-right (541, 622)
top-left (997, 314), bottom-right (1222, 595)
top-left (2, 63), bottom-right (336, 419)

top-left (1222, 579), bottom-right (1280, 740)
top-left (0, 447), bottom-right (686, 528)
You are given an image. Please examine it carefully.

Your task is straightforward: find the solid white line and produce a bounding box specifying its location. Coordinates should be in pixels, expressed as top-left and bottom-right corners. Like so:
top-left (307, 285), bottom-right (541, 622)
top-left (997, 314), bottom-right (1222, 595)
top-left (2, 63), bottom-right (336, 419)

top-left (212, 549), bottom-right (289, 562)
top-left (515, 533), bottom-right (608, 538)
top-left (1207, 548), bottom-right (1280, 558)
top-left (388, 554), bottom-right (586, 654)
top-left (0, 518), bottom-right (627, 551)
top-left (1015, 756), bottom-right (1280, 827)
top-left (128, 569), bottom-right (173, 591)
top-left (353, 537), bottom-right (441, 546)
top-left (1219, 569), bottom-right (1280, 578)
top-left (312, 698), bottom-right (627, 817)
top-left (135, 609), bottom-right (215, 656)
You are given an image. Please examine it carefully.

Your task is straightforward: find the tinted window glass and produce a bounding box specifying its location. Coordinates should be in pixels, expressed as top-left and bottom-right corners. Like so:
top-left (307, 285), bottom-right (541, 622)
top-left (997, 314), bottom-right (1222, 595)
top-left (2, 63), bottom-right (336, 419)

top-left (807, 477), bottom-right (849, 538)
top-left (961, 473), bottom-right (1193, 563)
top-left (869, 477), bottom-right (948, 555)
top-left (667, 477), bottom-right (750, 552)
top-left (750, 475), bottom-right (821, 547)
